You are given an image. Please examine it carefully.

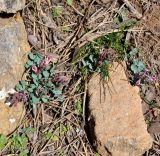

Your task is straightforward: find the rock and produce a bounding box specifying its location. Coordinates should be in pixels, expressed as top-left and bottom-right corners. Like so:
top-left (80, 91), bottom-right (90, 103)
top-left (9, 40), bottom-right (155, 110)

top-left (0, 0), bottom-right (25, 13)
top-left (88, 62), bottom-right (152, 156)
top-left (0, 99), bottom-right (25, 135)
top-left (142, 101), bottom-right (149, 115)
top-left (0, 14), bottom-right (30, 91)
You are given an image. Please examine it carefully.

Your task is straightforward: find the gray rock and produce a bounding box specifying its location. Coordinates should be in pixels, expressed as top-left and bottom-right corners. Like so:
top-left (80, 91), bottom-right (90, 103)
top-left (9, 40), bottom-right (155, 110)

top-left (0, 0), bottom-right (25, 13)
top-left (0, 15), bottom-right (30, 91)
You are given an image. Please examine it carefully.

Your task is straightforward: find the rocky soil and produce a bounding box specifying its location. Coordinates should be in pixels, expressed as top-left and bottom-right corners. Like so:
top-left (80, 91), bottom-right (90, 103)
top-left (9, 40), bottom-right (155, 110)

top-left (0, 0), bottom-right (159, 156)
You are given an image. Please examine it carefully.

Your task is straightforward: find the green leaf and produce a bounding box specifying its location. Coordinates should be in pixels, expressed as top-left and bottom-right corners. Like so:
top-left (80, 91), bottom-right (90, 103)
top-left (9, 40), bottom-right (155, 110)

top-left (20, 80), bottom-right (28, 90)
top-left (67, 0), bottom-right (73, 6)
top-left (20, 80), bottom-right (27, 86)
top-left (20, 150), bottom-right (28, 156)
top-left (62, 26), bottom-right (70, 32)
top-left (46, 81), bottom-right (54, 88)
top-left (76, 100), bottom-right (82, 115)
top-left (53, 6), bottom-right (62, 17)
top-left (27, 60), bottom-right (34, 66)
top-left (29, 53), bottom-right (35, 60)
top-left (34, 56), bottom-right (42, 64)
top-left (38, 74), bottom-right (42, 79)
top-left (51, 135), bottom-right (59, 141)
top-left (31, 95), bottom-right (40, 104)
top-left (89, 55), bottom-right (94, 62)
top-left (21, 127), bottom-right (36, 134)
top-left (42, 97), bottom-right (48, 103)
top-left (52, 89), bottom-right (62, 97)
top-left (129, 48), bottom-right (138, 57)
top-left (43, 70), bottom-right (50, 78)
top-left (131, 59), bottom-right (145, 73)
top-left (27, 88), bottom-right (33, 92)
top-left (31, 73), bottom-right (38, 80)
top-left (15, 84), bottom-right (23, 91)
top-left (30, 84), bottom-right (36, 89)
top-left (33, 79), bottom-right (39, 86)
top-left (0, 134), bottom-right (7, 149)
top-left (24, 63), bottom-right (30, 69)
top-left (57, 96), bottom-right (64, 102)
top-left (60, 125), bottom-right (68, 136)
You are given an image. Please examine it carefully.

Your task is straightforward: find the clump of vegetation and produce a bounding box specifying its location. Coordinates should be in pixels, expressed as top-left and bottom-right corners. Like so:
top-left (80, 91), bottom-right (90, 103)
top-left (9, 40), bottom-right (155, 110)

top-left (52, 6), bottom-right (62, 17)
top-left (75, 31), bottom-right (127, 79)
top-left (76, 30), bottom-right (158, 86)
top-left (127, 48), bottom-right (157, 86)
top-left (0, 128), bottom-right (35, 156)
top-left (66, 0), bottom-right (73, 6)
top-left (11, 52), bottom-right (67, 110)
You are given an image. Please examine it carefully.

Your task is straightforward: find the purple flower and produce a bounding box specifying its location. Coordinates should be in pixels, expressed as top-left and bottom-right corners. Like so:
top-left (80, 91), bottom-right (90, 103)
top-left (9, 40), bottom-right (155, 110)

top-left (44, 55), bottom-right (52, 66)
top-left (32, 65), bottom-right (38, 73)
top-left (11, 92), bottom-right (28, 106)
top-left (147, 74), bottom-right (157, 82)
top-left (136, 79), bottom-right (141, 86)
top-left (98, 49), bottom-right (108, 66)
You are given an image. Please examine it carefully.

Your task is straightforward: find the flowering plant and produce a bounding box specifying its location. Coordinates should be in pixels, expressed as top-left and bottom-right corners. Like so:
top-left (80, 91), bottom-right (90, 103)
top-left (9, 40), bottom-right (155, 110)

top-left (11, 52), bottom-right (67, 108)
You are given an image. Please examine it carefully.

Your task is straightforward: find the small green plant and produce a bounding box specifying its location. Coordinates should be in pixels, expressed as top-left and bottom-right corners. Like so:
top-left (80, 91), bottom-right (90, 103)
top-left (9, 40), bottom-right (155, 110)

top-left (62, 26), bottom-right (70, 32)
top-left (12, 52), bottom-right (65, 110)
top-left (75, 31), bottom-right (127, 80)
top-left (0, 134), bottom-right (7, 149)
top-left (44, 131), bottom-right (59, 141)
top-left (52, 6), bottom-right (62, 17)
top-left (131, 59), bottom-right (145, 74)
top-left (76, 100), bottom-right (83, 115)
top-left (60, 124), bottom-right (69, 136)
top-left (66, 0), bottom-right (73, 6)
top-left (129, 48), bottom-right (138, 59)
top-left (95, 153), bottom-right (101, 156)
top-left (11, 134), bottom-right (29, 156)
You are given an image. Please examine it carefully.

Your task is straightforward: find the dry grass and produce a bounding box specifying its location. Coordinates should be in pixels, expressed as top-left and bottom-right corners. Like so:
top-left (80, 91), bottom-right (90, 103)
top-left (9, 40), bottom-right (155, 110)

top-left (2, 0), bottom-right (160, 155)
top-left (20, 0), bottom-right (121, 155)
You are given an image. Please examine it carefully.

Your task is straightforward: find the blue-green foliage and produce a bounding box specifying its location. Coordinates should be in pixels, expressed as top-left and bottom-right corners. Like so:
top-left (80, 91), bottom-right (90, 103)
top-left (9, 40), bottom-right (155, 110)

top-left (76, 32), bottom-right (127, 79)
top-left (15, 52), bottom-right (63, 108)
top-left (131, 59), bottom-right (145, 74)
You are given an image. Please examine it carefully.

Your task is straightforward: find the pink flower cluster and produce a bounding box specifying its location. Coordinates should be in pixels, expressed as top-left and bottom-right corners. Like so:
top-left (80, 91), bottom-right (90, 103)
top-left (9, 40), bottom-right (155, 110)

top-left (98, 49), bottom-right (108, 66)
top-left (32, 55), bottom-right (52, 74)
top-left (11, 92), bottom-right (27, 106)
top-left (136, 69), bottom-right (158, 86)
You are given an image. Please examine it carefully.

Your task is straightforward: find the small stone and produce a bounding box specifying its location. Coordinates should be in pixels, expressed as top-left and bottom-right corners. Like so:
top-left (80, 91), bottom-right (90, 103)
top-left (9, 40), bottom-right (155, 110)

top-left (0, 99), bottom-right (25, 135)
top-left (0, 15), bottom-right (30, 91)
top-left (9, 118), bottom-right (16, 123)
top-left (0, 0), bottom-right (26, 13)
top-left (5, 102), bottom-right (11, 106)
top-left (0, 88), bottom-right (7, 100)
top-left (88, 62), bottom-right (153, 156)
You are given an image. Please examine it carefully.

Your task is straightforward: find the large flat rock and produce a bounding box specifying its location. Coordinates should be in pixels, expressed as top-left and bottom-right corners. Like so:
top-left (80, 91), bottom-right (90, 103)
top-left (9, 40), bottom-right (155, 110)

top-left (0, 0), bottom-right (25, 13)
top-left (0, 14), bottom-right (30, 91)
top-left (88, 62), bottom-right (152, 156)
